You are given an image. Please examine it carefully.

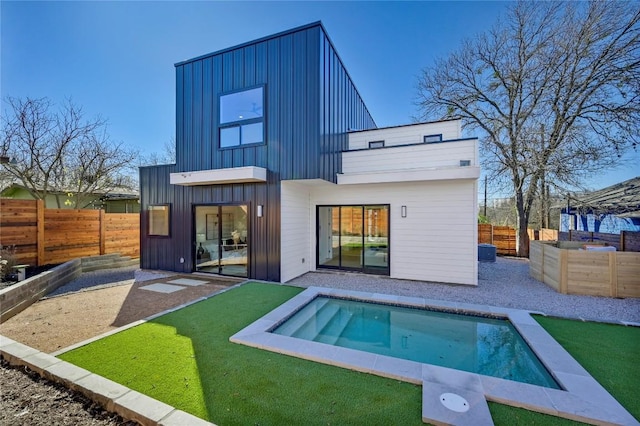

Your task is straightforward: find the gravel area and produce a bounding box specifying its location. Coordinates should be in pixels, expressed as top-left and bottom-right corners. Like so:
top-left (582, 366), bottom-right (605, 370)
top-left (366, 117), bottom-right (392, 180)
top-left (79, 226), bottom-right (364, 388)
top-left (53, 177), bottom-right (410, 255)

top-left (45, 265), bottom-right (139, 298)
top-left (288, 257), bottom-right (640, 324)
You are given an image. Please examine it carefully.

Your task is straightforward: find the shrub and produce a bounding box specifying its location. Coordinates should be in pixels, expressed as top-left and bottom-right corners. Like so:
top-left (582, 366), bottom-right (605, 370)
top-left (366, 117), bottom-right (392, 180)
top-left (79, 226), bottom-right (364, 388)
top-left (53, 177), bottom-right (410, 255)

top-left (0, 245), bottom-right (18, 282)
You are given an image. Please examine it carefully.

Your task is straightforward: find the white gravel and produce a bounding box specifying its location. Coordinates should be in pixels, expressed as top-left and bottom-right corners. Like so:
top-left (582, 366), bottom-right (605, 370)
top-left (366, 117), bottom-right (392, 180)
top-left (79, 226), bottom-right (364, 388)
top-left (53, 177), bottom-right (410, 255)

top-left (287, 257), bottom-right (640, 325)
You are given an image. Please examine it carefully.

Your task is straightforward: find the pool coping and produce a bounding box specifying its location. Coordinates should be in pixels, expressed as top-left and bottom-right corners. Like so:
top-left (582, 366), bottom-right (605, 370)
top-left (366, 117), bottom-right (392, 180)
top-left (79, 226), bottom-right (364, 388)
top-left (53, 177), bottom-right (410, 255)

top-left (230, 286), bottom-right (639, 426)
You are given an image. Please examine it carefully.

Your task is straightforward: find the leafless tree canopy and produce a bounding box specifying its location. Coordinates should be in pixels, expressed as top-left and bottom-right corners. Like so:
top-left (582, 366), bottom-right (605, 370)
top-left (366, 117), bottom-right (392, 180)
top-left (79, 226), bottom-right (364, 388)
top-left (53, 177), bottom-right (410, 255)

top-left (1, 97), bottom-right (139, 208)
top-left (416, 1), bottom-right (640, 255)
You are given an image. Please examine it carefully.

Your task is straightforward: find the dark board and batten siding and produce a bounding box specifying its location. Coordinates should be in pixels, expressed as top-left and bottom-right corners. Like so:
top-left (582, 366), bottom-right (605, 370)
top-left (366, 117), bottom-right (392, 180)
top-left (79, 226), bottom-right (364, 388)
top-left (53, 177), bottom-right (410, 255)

top-left (140, 22), bottom-right (376, 281)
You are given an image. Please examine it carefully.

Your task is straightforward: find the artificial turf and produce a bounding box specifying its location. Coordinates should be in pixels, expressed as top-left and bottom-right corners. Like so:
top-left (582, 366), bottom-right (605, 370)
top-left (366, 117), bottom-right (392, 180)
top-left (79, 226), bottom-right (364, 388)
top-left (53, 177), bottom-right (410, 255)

top-left (533, 315), bottom-right (640, 421)
top-left (58, 283), bottom-right (638, 425)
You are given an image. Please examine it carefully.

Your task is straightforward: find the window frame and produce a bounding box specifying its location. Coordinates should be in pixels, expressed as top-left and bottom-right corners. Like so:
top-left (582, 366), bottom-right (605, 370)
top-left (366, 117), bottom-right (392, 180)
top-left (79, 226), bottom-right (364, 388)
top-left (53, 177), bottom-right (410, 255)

top-left (368, 140), bottom-right (385, 149)
top-left (423, 134), bottom-right (443, 143)
top-left (148, 204), bottom-right (171, 237)
top-left (218, 85), bottom-right (266, 149)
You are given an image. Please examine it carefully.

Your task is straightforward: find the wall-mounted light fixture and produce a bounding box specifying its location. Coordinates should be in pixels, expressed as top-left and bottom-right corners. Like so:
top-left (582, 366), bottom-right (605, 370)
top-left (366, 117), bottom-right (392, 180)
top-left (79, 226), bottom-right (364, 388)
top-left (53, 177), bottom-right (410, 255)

top-left (257, 205), bottom-right (263, 217)
top-left (401, 205), bottom-right (407, 218)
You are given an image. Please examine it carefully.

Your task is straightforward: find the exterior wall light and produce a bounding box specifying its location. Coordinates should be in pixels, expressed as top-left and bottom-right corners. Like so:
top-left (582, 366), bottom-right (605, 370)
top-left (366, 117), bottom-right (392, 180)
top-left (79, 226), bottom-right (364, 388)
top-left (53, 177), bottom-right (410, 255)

top-left (401, 205), bottom-right (407, 218)
top-left (257, 205), bottom-right (263, 217)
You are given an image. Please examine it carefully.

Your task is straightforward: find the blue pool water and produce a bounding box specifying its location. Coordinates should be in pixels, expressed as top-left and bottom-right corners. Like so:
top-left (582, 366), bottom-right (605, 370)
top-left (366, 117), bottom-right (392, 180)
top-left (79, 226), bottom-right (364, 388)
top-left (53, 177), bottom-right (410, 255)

top-left (272, 296), bottom-right (560, 389)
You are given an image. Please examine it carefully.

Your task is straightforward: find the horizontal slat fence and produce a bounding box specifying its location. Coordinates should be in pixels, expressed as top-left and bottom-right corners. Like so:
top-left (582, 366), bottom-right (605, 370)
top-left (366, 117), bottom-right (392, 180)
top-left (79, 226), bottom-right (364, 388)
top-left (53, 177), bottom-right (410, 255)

top-left (479, 225), bottom-right (559, 257)
top-left (492, 226), bottom-right (517, 256)
top-left (558, 230), bottom-right (640, 252)
top-left (0, 199), bottom-right (139, 266)
top-left (0, 199), bottom-right (39, 265)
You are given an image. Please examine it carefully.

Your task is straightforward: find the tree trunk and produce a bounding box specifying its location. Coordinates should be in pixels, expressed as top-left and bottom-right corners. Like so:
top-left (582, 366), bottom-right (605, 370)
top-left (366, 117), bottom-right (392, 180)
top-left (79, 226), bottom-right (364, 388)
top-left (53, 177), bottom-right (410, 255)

top-left (518, 222), bottom-right (530, 258)
top-left (515, 191), bottom-right (531, 257)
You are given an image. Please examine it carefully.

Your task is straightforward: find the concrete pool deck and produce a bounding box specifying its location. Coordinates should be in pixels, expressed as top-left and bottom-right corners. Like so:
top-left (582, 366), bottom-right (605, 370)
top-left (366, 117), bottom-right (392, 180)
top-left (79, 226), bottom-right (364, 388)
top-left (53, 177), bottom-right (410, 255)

top-left (231, 286), bottom-right (639, 426)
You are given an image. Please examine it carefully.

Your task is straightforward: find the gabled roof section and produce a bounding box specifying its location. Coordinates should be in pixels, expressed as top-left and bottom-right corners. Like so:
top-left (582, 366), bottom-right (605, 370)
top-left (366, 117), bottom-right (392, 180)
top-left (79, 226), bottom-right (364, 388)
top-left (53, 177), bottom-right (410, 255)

top-left (571, 177), bottom-right (640, 217)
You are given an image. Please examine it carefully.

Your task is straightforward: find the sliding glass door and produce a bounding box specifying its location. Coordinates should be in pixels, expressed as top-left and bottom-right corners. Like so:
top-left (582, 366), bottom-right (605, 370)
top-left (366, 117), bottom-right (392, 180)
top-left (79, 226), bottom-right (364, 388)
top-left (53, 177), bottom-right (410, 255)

top-left (194, 205), bottom-right (248, 277)
top-left (317, 205), bottom-right (389, 275)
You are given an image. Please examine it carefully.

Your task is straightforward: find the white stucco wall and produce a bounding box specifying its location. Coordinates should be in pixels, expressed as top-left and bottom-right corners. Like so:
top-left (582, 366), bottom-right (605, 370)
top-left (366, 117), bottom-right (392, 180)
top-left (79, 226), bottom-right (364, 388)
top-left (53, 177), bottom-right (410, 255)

top-left (281, 178), bottom-right (478, 285)
top-left (280, 181), bottom-right (313, 282)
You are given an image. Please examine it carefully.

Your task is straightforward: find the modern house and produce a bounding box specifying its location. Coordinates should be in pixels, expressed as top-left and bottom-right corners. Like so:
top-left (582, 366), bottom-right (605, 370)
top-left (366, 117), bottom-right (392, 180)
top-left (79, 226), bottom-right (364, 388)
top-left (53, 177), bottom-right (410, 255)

top-left (139, 22), bottom-right (480, 285)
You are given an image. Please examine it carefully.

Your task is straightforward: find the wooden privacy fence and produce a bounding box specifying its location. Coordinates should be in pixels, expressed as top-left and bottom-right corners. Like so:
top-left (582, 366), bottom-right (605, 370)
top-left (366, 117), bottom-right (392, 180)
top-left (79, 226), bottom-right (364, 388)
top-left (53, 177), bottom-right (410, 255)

top-left (0, 199), bottom-right (139, 266)
top-left (559, 230), bottom-right (640, 252)
top-left (478, 224), bottom-right (516, 255)
top-left (478, 224), bottom-right (558, 256)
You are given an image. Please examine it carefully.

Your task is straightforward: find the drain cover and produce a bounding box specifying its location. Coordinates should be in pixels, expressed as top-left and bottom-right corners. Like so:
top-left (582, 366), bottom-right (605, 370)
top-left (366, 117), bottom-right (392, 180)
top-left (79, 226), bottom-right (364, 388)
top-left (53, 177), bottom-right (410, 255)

top-left (440, 392), bottom-right (470, 413)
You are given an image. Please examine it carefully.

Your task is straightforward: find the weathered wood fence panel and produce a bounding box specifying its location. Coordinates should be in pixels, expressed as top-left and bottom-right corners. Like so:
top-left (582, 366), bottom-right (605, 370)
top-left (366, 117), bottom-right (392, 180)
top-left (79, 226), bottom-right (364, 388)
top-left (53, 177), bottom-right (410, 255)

top-left (104, 213), bottom-right (140, 258)
top-left (0, 199), bottom-right (39, 265)
top-left (492, 226), bottom-right (516, 256)
top-left (478, 223), bottom-right (493, 245)
top-left (44, 209), bottom-right (102, 264)
top-left (478, 225), bottom-right (558, 257)
top-left (527, 228), bottom-right (558, 241)
top-left (558, 230), bottom-right (640, 252)
top-left (0, 199), bottom-right (139, 266)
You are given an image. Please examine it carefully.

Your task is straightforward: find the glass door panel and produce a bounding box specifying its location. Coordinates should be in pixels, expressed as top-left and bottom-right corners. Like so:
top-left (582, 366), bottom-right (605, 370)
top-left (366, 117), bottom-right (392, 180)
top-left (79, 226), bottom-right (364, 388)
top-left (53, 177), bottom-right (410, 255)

top-left (363, 205), bottom-right (389, 273)
top-left (219, 205), bottom-right (248, 277)
top-left (194, 204), bottom-right (248, 278)
top-left (195, 206), bottom-right (218, 273)
top-left (340, 206), bottom-right (363, 269)
top-left (318, 207), bottom-right (340, 267)
top-left (317, 205), bottom-right (389, 275)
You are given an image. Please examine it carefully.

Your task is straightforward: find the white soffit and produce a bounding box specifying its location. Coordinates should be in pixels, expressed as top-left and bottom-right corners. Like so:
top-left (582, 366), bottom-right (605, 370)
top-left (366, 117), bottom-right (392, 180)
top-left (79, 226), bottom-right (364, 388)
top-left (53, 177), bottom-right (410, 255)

top-left (170, 166), bottom-right (267, 186)
top-left (337, 166), bottom-right (480, 185)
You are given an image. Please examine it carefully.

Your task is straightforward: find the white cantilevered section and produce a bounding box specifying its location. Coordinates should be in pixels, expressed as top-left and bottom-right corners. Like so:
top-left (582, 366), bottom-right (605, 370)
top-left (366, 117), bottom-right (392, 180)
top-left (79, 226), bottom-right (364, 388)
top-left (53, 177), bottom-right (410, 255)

top-left (170, 166), bottom-right (267, 186)
top-left (339, 138), bottom-right (479, 185)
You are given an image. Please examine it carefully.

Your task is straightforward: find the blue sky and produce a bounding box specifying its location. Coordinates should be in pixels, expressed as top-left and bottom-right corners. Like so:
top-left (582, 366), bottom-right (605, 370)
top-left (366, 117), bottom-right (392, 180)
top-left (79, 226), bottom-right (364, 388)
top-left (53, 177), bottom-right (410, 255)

top-left (2, 1), bottom-right (638, 195)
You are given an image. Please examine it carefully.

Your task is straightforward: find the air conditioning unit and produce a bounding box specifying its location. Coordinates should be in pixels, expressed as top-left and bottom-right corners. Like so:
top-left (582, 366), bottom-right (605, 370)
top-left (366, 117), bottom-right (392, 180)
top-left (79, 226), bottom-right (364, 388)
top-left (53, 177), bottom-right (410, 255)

top-left (478, 244), bottom-right (496, 262)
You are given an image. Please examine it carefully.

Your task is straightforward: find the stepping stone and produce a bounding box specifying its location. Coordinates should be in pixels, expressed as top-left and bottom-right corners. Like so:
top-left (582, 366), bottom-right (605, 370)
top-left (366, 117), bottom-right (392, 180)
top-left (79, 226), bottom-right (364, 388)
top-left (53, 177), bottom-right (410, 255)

top-left (422, 380), bottom-right (494, 426)
top-left (139, 283), bottom-right (186, 294)
top-left (166, 278), bottom-right (209, 287)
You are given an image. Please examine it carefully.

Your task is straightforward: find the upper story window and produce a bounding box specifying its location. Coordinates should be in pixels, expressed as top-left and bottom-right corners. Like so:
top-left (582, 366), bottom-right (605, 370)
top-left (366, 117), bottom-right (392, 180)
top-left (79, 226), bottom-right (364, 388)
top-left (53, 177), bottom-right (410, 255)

top-left (368, 140), bottom-right (385, 149)
top-left (219, 86), bottom-right (264, 148)
top-left (423, 134), bottom-right (443, 143)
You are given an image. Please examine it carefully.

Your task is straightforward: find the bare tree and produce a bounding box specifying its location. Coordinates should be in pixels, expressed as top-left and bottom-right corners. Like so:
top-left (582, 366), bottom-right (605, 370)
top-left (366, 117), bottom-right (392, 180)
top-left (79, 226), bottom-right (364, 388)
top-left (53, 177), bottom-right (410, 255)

top-left (1, 97), bottom-right (138, 208)
top-left (140, 137), bottom-right (176, 166)
top-left (416, 1), bottom-right (640, 256)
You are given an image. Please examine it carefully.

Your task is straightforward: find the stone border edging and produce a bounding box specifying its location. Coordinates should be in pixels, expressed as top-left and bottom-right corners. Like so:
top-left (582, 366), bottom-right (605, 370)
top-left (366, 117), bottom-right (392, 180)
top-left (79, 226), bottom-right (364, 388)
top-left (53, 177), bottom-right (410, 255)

top-left (0, 335), bottom-right (213, 426)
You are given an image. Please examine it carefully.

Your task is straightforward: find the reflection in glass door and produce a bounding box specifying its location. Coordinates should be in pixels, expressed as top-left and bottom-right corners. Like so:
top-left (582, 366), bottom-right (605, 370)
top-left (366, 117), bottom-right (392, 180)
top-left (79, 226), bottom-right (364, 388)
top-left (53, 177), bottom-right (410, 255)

top-left (194, 205), bottom-right (248, 277)
top-left (317, 205), bottom-right (389, 275)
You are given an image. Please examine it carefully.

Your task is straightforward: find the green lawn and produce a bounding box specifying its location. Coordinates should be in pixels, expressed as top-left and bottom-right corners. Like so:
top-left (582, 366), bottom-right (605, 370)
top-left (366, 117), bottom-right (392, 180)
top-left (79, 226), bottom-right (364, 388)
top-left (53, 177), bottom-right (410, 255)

top-left (58, 283), bottom-right (638, 425)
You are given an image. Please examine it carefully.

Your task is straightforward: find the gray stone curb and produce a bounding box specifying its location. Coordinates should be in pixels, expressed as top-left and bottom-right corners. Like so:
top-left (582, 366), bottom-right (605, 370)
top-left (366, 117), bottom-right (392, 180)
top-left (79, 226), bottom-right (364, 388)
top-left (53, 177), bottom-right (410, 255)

top-left (0, 335), bottom-right (216, 426)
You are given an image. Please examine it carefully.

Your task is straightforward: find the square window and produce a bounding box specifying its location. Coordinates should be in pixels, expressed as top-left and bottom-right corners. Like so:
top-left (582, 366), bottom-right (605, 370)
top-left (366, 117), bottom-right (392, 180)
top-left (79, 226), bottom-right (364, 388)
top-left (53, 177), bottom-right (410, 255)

top-left (220, 126), bottom-right (240, 148)
top-left (423, 134), bottom-right (443, 143)
top-left (242, 122), bottom-right (263, 144)
top-left (148, 205), bottom-right (170, 236)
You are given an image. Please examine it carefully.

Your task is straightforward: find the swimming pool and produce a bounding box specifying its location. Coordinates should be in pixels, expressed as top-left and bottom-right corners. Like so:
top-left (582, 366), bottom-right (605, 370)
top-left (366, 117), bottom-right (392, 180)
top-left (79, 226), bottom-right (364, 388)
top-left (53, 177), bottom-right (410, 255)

top-left (271, 296), bottom-right (559, 389)
top-left (230, 286), bottom-right (636, 425)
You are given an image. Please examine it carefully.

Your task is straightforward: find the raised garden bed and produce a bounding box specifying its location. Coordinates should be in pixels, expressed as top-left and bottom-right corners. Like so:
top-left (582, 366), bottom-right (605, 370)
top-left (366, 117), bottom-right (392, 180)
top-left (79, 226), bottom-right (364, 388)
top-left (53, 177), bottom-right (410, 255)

top-left (529, 240), bottom-right (640, 298)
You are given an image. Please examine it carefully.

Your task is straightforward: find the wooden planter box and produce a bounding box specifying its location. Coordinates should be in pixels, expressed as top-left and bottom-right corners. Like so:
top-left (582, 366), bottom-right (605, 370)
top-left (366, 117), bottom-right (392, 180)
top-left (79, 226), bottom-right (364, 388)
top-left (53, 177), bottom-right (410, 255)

top-left (529, 241), bottom-right (640, 298)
